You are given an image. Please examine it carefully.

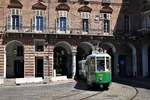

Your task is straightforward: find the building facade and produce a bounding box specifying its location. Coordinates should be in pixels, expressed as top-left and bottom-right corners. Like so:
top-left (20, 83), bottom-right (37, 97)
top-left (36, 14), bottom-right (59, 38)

top-left (0, 0), bottom-right (149, 84)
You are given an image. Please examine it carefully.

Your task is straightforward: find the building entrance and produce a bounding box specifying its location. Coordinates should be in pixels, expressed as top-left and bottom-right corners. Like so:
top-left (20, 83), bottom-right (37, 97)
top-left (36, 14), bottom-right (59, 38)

top-left (6, 40), bottom-right (24, 78)
top-left (118, 55), bottom-right (126, 77)
top-left (14, 60), bottom-right (24, 78)
top-left (54, 42), bottom-right (72, 78)
top-left (35, 57), bottom-right (44, 78)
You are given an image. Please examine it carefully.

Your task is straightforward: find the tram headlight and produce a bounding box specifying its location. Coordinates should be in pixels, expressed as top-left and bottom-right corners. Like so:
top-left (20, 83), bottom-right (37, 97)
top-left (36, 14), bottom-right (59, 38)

top-left (99, 77), bottom-right (103, 81)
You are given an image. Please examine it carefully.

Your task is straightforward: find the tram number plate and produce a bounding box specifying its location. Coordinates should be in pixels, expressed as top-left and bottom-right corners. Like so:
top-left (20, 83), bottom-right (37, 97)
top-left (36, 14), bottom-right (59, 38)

top-left (99, 74), bottom-right (103, 77)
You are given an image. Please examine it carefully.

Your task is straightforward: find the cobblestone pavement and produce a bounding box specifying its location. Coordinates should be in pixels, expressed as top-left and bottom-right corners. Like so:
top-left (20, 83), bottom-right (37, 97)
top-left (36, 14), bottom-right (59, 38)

top-left (0, 78), bottom-right (150, 100)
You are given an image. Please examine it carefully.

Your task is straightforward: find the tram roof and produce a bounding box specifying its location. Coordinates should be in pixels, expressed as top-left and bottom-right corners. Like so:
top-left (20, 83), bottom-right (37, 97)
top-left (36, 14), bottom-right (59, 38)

top-left (87, 51), bottom-right (111, 58)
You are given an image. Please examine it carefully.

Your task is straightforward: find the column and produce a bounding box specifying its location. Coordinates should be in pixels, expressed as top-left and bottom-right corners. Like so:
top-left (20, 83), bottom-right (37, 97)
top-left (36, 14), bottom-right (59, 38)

top-left (142, 47), bottom-right (148, 77)
top-left (72, 48), bottom-right (77, 79)
top-left (114, 53), bottom-right (119, 77)
top-left (132, 52), bottom-right (137, 76)
top-left (4, 46), bottom-right (6, 78)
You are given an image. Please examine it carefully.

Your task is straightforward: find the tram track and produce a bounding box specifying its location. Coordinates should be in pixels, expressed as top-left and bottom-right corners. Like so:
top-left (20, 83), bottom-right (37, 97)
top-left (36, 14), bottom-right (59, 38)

top-left (52, 90), bottom-right (84, 100)
top-left (130, 87), bottom-right (139, 100)
top-left (79, 92), bottom-right (101, 100)
top-left (52, 90), bottom-right (102, 100)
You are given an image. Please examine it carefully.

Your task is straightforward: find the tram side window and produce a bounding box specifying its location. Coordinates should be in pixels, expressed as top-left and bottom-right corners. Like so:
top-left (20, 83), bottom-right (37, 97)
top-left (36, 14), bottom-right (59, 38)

top-left (97, 59), bottom-right (105, 71)
top-left (90, 57), bottom-right (95, 72)
top-left (106, 57), bottom-right (110, 70)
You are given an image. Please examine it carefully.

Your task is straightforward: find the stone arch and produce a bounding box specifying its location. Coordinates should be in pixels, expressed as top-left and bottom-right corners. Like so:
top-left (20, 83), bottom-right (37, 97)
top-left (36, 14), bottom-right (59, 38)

top-left (118, 42), bottom-right (137, 77)
top-left (53, 41), bottom-right (72, 78)
top-left (76, 42), bottom-right (94, 79)
top-left (77, 42), bottom-right (94, 60)
top-left (5, 40), bottom-right (24, 78)
top-left (101, 42), bottom-right (116, 53)
top-left (54, 41), bottom-right (72, 55)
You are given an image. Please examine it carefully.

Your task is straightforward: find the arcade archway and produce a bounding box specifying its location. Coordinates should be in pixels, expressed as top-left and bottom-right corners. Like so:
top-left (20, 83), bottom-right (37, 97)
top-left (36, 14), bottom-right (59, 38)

top-left (118, 43), bottom-right (137, 77)
top-left (53, 41), bottom-right (72, 78)
top-left (76, 42), bottom-right (94, 79)
top-left (6, 40), bottom-right (24, 78)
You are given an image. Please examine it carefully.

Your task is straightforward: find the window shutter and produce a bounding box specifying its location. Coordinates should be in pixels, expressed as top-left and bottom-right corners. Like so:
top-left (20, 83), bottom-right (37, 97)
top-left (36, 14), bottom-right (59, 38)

top-left (19, 16), bottom-right (22, 30)
top-left (67, 18), bottom-right (69, 31)
top-left (43, 16), bottom-right (46, 31)
top-left (6, 15), bottom-right (11, 31)
top-left (32, 16), bottom-right (36, 31)
top-left (56, 18), bottom-right (59, 31)
top-left (30, 18), bottom-right (32, 31)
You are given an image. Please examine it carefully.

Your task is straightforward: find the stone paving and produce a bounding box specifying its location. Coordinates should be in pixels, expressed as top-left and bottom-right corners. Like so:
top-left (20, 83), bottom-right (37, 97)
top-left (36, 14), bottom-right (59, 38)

top-left (0, 79), bottom-right (142, 100)
top-left (0, 78), bottom-right (150, 100)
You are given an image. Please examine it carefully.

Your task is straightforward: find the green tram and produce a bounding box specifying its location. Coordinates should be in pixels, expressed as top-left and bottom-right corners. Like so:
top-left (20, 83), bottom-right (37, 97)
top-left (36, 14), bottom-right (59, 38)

top-left (78, 50), bottom-right (111, 89)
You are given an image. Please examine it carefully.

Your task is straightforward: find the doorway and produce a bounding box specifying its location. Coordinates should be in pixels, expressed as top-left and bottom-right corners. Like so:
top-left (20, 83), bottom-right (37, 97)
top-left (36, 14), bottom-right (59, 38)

top-left (35, 57), bottom-right (44, 78)
top-left (14, 60), bottom-right (24, 78)
top-left (118, 55), bottom-right (126, 77)
top-left (6, 40), bottom-right (24, 78)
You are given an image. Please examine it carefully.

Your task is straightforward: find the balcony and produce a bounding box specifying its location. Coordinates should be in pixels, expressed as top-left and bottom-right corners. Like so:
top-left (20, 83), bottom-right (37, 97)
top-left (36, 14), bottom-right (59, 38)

top-left (137, 27), bottom-right (150, 34)
top-left (2, 25), bottom-right (113, 36)
top-left (102, 0), bottom-right (111, 4)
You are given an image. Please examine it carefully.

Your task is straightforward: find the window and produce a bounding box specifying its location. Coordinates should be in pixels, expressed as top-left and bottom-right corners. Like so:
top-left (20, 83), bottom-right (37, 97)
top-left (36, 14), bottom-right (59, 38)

top-left (36, 16), bottom-right (43, 31)
top-left (33, 10), bottom-right (44, 32)
top-left (7, 9), bottom-right (22, 31)
top-left (16, 46), bottom-right (23, 56)
top-left (80, 12), bottom-right (90, 33)
top-left (57, 11), bottom-right (69, 33)
top-left (124, 15), bottom-right (130, 32)
top-left (12, 15), bottom-right (19, 30)
top-left (97, 57), bottom-right (105, 71)
top-left (123, 0), bottom-right (129, 3)
top-left (123, 0), bottom-right (129, 9)
top-left (82, 19), bottom-right (88, 32)
top-left (103, 13), bottom-right (110, 33)
top-left (59, 17), bottom-right (67, 31)
top-left (35, 40), bottom-right (44, 52)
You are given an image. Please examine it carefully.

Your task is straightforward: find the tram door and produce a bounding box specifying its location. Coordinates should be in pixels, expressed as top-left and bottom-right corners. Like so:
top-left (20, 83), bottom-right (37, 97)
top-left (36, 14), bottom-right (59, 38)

top-left (35, 57), bottom-right (44, 78)
top-left (118, 55), bottom-right (126, 77)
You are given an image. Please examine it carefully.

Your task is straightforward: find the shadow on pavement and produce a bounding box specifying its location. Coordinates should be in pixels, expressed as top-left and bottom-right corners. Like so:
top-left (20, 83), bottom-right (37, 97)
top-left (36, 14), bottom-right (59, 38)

top-left (74, 80), bottom-right (108, 91)
top-left (113, 77), bottom-right (150, 90)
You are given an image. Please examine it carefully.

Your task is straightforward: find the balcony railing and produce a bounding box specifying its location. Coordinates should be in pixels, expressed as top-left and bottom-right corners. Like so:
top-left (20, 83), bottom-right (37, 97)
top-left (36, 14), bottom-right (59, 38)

top-left (102, 0), bottom-right (111, 4)
top-left (137, 27), bottom-right (150, 34)
top-left (0, 25), bottom-right (113, 36)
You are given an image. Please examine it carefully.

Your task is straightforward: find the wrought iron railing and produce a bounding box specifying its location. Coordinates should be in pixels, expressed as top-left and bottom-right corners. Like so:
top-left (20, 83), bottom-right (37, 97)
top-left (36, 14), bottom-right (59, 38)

top-left (0, 25), bottom-right (113, 36)
top-left (137, 26), bottom-right (150, 34)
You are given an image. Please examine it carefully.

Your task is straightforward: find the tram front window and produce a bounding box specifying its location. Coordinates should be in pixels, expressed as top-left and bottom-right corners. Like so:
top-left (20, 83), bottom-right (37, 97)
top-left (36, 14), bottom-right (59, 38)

top-left (97, 59), bottom-right (105, 71)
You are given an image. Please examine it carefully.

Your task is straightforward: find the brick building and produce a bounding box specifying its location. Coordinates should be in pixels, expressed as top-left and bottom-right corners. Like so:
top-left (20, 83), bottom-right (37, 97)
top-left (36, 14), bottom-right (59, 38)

top-left (0, 0), bottom-right (149, 84)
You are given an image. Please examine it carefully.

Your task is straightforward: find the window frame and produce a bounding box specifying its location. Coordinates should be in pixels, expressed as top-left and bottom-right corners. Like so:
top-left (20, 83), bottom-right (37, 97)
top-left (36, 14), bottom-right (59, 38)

top-left (103, 13), bottom-right (110, 33)
top-left (34, 39), bottom-right (45, 52)
top-left (7, 8), bottom-right (21, 31)
top-left (33, 10), bottom-right (44, 32)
